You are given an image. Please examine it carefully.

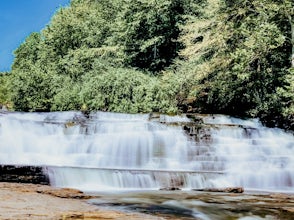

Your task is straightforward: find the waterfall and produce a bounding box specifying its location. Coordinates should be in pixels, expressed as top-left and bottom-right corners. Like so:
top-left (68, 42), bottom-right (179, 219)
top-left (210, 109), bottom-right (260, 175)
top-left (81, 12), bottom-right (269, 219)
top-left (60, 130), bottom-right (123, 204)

top-left (204, 115), bottom-right (294, 192)
top-left (0, 111), bottom-right (293, 192)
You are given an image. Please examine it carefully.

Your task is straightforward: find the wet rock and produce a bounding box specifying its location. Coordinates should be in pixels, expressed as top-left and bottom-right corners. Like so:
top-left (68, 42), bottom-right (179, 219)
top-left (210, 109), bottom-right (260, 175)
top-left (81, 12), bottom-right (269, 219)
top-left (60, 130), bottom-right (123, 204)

top-left (159, 187), bottom-right (181, 191)
top-left (64, 121), bottom-right (76, 128)
top-left (36, 187), bottom-right (93, 199)
top-left (154, 172), bottom-right (185, 189)
top-left (0, 104), bottom-right (8, 112)
top-left (0, 165), bottom-right (49, 185)
top-left (193, 187), bottom-right (244, 193)
top-left (282, 207), bottom-right (294, 213)
top-left (0, 182), bottom-right (158, 220)
top-left (148, 112), bottom-right (161, 121)
top-left (269, 193), bottom-right (292, 200)
top-left (60, 211), bottom-right (157, 220)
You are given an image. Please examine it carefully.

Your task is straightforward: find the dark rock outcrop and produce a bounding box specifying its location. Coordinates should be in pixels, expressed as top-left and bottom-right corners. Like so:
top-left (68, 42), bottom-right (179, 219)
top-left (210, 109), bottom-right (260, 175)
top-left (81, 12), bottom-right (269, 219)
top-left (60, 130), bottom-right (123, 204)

top-left (0, 165), bottom-right (49, 185)
top-left (193, 187), bottom-right (244, 193)
top-left (159, 187), bottom-right (181, 191)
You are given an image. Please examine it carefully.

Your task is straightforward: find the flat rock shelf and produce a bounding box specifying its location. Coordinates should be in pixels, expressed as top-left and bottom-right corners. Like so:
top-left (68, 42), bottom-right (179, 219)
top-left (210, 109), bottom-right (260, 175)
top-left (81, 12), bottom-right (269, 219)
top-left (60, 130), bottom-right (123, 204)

top-left (0, 165), bottom-right (293, 219)
top-left (0, 182), bottom-right (160, 220)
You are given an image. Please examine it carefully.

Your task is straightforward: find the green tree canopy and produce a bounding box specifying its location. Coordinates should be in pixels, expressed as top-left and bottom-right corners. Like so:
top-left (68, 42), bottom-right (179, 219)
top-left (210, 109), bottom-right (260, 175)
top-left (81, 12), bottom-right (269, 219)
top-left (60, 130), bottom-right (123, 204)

top-left (5, 0), bottom-right (294, 130)
top-left (178, 0), bottom-right (293, 128)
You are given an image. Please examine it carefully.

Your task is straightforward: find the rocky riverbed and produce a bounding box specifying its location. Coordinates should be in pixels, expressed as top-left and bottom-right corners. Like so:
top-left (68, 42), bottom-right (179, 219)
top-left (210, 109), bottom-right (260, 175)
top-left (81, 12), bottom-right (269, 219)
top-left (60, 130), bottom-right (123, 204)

top-left (0, 182), bottom-right (293, 219)
top-left (0, 182), bottom-right (161, 220)
top-left (88, 190), bottom-right (294, 219)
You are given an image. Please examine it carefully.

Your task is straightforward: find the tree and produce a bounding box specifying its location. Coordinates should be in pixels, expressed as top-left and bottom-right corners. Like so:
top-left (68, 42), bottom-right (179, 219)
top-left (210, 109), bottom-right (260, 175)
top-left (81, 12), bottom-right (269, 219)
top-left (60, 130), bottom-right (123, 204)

top-left (43, 0), bottom-right (120, 52)
top-left (178, 0), bottom-right (293, 122)
top-left (10, 62), bottom-right (57, 112)
top-left (7, 0), bottom-right (293, 130)
top-left (80, 61), bottom-right (177, 113)
top-left (108, 0), bottom-right (188, 72)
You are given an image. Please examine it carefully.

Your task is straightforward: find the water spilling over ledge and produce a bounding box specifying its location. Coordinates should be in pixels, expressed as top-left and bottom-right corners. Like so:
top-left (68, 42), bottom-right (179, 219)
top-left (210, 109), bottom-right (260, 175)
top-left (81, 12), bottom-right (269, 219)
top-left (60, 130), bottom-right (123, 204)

top-left (0, 111), bottom-right (293, 192)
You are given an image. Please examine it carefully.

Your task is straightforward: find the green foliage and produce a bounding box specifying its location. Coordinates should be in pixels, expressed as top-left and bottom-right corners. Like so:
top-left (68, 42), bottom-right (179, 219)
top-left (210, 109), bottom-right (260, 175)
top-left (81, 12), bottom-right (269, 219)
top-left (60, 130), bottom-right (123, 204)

top-left (12, 32), bottom-right (42, 71)
top-left (81, 67), bottom-right (152, 113)
top-left (9, 0), bottom-right (193, 114)
top-left (0, 72), bottom-right (11, 107)
top-left (108, 0), bottom-right (187, 72)
top-left (50, 60), bottom-right (178, 113)
top-left (51, 76), bottom-right (83, 111)
top-left (10, 62), bottom-right (57, 111)
top-left (57, 47), bottom-right (121, 81)
top-left (281, 68), bottom-right (294, 116)
top-left (276, 68), bottom-right (294, 129)
top-left (42, 0), bottom-right (117, 57)
top-left (178, 0), bottom-right (293, 126)
top-left (5, 0), bottom-right (294, 130)
top-left (80, 61), bottom-right (178, 113)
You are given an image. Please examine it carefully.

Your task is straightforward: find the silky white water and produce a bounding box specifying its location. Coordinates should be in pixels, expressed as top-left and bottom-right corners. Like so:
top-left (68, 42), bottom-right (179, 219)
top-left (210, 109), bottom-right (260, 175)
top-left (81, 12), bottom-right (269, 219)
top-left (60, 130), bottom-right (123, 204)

top-left (0, 111), bottom-right (293, 192)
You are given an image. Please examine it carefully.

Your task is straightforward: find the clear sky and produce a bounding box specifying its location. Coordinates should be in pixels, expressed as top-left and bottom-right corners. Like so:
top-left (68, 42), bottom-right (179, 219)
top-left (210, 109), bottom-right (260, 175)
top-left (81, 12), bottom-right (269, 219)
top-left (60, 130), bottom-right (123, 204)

top-left (0, 0), bottom-right (70, 72)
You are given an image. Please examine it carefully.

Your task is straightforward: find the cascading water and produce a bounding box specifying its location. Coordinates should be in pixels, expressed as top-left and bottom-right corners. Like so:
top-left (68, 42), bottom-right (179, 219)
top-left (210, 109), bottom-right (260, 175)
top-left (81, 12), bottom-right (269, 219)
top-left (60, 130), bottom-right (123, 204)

top-left (0, 111), bottom-right (293, 192)
top-left (203, 116), bottom-right (294, 192)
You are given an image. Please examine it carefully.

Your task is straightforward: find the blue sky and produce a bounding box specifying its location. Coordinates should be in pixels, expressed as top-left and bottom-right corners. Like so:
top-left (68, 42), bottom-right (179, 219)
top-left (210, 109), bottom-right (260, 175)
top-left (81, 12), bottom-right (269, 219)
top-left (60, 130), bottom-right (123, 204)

top-left (0, 0), bottom-right (70, 72)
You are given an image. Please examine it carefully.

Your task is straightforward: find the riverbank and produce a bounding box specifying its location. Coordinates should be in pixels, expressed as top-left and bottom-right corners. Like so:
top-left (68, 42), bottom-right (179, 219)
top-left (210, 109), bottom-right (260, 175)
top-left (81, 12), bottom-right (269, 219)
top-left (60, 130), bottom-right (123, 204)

top-left (0, 182), bottom-right (162, 220)
top-left (88, 189), bottom-right (294, 219)
top-left (1, 182), bottom-right (294, 219)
